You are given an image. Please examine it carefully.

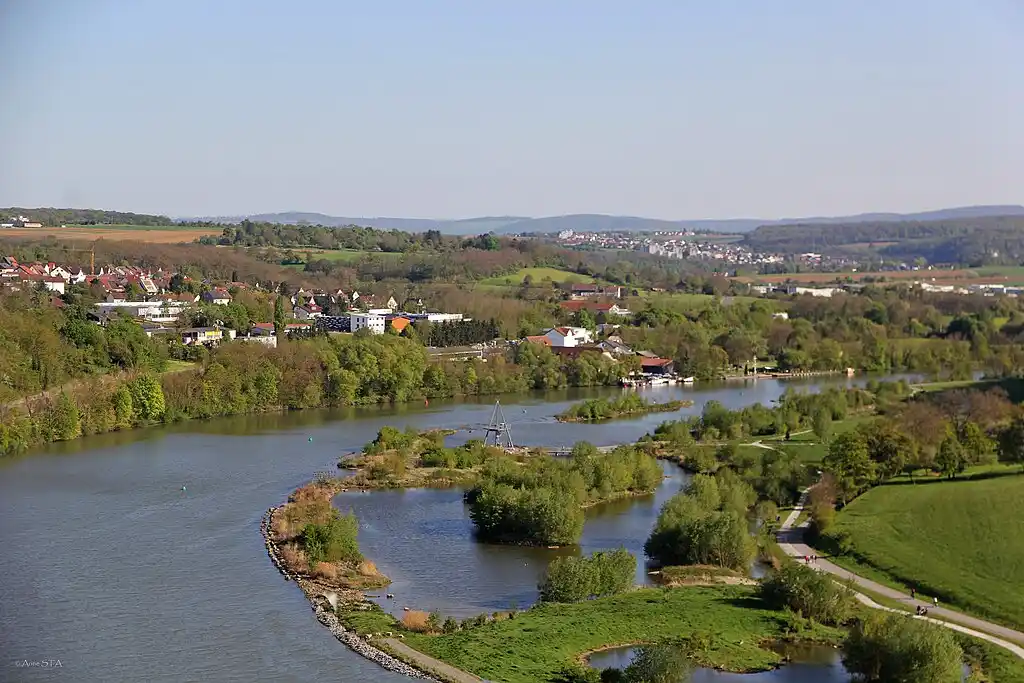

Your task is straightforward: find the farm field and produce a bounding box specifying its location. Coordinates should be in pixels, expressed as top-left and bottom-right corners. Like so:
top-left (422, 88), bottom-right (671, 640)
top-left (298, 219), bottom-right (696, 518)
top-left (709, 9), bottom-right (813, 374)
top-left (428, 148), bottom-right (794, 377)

top-left (825, 469), bottom-right (1024, 630)
top-left (479, 266), bottom-right (608, 286)
top-left (0, 225), bottom-right (219, 243)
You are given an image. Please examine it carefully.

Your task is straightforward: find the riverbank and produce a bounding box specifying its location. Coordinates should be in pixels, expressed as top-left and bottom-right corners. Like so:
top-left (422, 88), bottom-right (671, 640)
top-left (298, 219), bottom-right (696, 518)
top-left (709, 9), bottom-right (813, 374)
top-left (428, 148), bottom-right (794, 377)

top-left (402, 586), bottom-right (844, 683)
top-left (260, 504), bottom-right (441, 681)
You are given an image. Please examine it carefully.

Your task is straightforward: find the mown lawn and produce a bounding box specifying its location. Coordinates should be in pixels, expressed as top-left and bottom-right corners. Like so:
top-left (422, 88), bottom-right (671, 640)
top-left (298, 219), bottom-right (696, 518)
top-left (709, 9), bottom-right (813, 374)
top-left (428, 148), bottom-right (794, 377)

top-left (403, 586), bottom-right (843, 683)
top-left (479, 267), bottom-right (606, 286)
top-left (827, 470), bottom-right (1024, 630)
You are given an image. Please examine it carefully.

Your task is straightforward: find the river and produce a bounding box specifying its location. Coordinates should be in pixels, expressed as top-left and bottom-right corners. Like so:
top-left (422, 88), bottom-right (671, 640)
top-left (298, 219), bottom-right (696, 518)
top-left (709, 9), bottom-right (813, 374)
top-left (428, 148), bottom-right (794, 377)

top-left (0, 376), bottom-right (903, 682)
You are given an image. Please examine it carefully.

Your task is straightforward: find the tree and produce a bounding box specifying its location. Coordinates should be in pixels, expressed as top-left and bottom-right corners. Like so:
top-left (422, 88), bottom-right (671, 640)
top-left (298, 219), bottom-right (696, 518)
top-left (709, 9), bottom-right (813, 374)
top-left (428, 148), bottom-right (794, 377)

top-left (843, 612), bottom-right (963, 682)
top-left (935, 431), bottom-right (966, 479)
top-left (812, 407), bottom-right (832, 444)
top-left (956, 421), bottom-right (996, 466)
top-left (622, 641), bottom-right (692, 683)
top-left (758, 563), bottom-right (856, 625)
top-left (127, 374), bottom-right (166, 421)
top-left (274, 295), bottom-right (286, 336)
top-left (823, 431), bottom-right (876, 504)
top-left (572, 308), bottom-right (596, 330)
top-left (997, 417), bottom-right (1024, 472)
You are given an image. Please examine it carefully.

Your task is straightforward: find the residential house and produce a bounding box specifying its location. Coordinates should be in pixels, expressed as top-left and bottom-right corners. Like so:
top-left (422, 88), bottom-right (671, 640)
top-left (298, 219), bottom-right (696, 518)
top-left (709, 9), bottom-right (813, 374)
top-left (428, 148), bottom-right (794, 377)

top-left (181, 327), bottom-right (225, 346)
top-left (558, 300), bottom-right (632, 317)
top-left (350, 312), bottom-right (386, 334)
top-left (285, 322), bottom-right (313, 335)
top-left (523, 335), bottom-right (553, 347)
top-left (640, 357), bottom-right (675, 375)
top-left (543, 326), bottom-right (594, 347)
top-left (569, 283), bottom-right (623, 299)
top-left (292, 303), bottom-right (323, 319)
top-left (202, 288), bottom-right (232, 305)
top-left (21, 275), bottom-right (66, 294)
top-left (596, 336), bottom-right (633, 356)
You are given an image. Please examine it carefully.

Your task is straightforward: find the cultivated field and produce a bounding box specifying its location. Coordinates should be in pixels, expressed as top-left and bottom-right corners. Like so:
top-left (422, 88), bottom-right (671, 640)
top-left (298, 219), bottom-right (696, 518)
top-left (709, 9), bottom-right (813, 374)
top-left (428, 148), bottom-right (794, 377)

top-left (479, 266), bottom-right (607, 286)
top-left (829, 469), bottom-right (1024, 629)
top-left (0, 225), bottom-right (219, 243)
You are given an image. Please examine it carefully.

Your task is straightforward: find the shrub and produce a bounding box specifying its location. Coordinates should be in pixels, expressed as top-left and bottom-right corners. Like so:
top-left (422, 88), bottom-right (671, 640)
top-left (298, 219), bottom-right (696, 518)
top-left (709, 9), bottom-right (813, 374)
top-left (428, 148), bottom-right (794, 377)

top-left (300, 510), bottom-right (362, 567)
top-left (400, 610), bottom-right (431, 632)
top-left (757, 563), bottom-right (856, 625)
top-left (844, 612), bottom-right (963, 682)
top-left (539, 548), bottom-right (636, 603)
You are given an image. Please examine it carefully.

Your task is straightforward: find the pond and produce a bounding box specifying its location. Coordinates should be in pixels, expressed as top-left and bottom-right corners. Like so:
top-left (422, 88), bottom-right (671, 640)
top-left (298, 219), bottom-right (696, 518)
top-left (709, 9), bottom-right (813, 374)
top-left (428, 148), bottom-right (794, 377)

top-left (587, 643), bottom-right (850, 682)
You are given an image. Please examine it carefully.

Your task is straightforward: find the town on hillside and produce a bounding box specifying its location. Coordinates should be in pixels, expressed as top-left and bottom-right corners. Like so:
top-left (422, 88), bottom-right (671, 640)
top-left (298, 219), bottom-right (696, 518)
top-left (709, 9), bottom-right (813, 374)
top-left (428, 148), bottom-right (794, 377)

top-left (0, 254), bottom-right (698, 385)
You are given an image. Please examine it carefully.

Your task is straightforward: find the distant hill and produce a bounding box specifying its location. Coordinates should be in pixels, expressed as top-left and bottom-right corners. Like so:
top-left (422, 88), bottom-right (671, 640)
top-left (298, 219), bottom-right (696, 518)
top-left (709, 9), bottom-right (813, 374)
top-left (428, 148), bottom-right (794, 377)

top-left (194, 205), bottom-right (1024, 235)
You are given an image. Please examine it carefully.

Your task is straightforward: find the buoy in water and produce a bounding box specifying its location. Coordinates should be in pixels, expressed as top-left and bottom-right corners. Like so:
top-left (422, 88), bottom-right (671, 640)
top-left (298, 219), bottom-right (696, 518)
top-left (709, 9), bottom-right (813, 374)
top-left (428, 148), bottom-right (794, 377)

top-left (308, 437), bottom-right (313, 442)
top-left (181, 486), bottom-right (186, 492)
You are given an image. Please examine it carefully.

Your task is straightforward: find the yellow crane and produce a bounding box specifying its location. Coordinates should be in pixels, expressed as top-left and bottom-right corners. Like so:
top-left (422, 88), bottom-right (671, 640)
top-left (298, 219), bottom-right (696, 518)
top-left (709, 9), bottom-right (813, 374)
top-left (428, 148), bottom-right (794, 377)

top-left (62, 244), bottom-right (96, 275)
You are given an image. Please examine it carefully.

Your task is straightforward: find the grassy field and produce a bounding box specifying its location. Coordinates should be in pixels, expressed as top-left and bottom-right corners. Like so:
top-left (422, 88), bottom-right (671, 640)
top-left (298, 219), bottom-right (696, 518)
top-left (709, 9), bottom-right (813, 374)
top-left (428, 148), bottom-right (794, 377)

top-left (826, 469), bottom-right (1024, 630)
top-left (0, 225), bottom-right (218, 243)
top-left (402, 586), bottom-right (842, 683)
top-left (479, 267), bottom-right (607, 286)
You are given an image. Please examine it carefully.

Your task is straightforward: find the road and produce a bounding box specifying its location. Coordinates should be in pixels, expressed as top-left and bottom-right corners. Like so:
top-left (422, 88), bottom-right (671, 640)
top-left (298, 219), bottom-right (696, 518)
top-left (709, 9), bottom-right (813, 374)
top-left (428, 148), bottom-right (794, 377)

top-left (382, 638), bottom-right (484, 683)
top-left (777, 489), bottom-right (1024, 657)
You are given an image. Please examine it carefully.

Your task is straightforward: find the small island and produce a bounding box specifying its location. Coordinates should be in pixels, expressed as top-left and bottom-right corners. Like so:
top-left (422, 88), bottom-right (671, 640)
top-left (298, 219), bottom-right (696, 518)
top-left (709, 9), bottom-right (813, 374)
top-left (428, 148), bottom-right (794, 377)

top-left (556, 394), bottom-right (693, 422)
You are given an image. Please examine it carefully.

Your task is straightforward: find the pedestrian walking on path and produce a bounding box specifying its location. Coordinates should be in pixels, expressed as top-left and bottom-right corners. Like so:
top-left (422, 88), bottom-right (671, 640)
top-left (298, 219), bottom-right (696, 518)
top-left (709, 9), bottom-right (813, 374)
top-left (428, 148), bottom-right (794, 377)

top-left (911, 588), bottom-right (916, 600)
top-left (934, 597), bottom-right (939, 608)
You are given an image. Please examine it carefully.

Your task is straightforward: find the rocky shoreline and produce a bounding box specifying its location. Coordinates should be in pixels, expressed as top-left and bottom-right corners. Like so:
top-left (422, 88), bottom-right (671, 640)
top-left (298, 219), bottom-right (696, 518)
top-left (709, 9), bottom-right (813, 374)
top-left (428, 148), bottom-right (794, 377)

top-left (260, 507), bottom-right (439, 682)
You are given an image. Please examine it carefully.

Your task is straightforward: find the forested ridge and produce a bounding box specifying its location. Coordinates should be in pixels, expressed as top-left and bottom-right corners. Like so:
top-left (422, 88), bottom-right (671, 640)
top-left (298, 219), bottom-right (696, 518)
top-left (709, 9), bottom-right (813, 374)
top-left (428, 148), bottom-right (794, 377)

top-left (743, 215), bottom-right (1024, 266)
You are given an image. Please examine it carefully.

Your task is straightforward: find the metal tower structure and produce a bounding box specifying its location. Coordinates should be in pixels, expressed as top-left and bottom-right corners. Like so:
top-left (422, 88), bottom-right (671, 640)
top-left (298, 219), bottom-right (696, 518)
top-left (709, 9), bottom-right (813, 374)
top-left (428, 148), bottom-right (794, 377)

top-left (483, 400), bottom-right (514, 450)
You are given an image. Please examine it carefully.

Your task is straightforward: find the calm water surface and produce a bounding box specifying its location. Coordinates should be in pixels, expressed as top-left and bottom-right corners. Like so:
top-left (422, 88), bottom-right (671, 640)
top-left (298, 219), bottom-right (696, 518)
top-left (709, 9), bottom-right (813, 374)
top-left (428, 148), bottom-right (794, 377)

top-left (0, 376), bottom-right (901, 682)
top-left (588, 643), bottom-right (850, 682)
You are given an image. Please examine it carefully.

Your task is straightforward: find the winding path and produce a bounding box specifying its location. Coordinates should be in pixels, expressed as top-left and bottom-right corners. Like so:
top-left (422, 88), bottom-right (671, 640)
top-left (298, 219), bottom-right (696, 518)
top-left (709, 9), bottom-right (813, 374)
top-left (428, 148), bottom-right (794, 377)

top-left (776, 489), bottom-right (1024, 658)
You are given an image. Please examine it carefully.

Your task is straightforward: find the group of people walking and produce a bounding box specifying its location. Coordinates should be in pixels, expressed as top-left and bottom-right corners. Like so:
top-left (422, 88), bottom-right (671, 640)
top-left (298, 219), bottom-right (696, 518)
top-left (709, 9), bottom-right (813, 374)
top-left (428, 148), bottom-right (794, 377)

top-left (910, 588), bottom-right (938, 616)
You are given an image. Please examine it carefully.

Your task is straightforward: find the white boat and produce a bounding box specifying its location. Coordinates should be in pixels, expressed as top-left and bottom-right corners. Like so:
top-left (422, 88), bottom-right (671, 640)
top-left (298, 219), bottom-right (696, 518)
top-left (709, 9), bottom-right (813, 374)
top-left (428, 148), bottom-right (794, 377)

top-left (681, 376), bottom-right (695, 384)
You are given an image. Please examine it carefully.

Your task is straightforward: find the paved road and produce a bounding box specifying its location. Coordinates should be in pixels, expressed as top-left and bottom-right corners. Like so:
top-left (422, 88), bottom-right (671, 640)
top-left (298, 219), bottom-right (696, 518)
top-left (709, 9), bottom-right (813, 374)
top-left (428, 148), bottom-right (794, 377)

top-left (383, 638), bottom-right (484, 683)
top-left (777, 490), bottom-right (1024, 657)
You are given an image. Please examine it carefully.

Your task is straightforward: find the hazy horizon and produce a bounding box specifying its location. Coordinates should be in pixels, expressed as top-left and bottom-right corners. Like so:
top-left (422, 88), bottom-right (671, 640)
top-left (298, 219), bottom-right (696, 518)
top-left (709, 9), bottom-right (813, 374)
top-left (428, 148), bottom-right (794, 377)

top-left (1, 1), bottom-right (1021, 219)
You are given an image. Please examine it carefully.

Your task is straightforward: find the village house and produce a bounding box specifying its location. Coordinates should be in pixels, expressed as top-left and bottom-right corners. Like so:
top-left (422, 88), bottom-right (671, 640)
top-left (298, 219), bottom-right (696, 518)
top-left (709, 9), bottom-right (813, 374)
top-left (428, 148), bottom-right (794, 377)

top-left (292, 303), bottom-right (323, 319)
top-left (180, 327), bottom-right (233, 346)
top-left (543, 326), bottom-right (594, 347)
top-left (202, 288), bottom-right (232, 305)
top-left (569, 283), bottom-right (624, 299)
top-left (558, 300), bottom-right (632, 317)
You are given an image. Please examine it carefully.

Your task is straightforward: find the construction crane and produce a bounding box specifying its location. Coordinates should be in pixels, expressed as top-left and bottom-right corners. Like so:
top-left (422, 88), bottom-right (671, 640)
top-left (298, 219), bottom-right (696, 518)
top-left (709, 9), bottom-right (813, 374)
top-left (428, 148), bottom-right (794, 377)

top-left (62, 244), bottom-right (96, 275)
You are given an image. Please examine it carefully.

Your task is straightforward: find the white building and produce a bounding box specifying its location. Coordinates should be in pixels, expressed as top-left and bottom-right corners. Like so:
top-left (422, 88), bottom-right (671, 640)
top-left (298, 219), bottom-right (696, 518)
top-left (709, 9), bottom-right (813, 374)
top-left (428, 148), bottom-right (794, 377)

top-left (350, 312), bottom-right (386, 335)
top-left (543, 326), bottom-right (594, 347)
top-left (94, 300), bottom-right (190, 323)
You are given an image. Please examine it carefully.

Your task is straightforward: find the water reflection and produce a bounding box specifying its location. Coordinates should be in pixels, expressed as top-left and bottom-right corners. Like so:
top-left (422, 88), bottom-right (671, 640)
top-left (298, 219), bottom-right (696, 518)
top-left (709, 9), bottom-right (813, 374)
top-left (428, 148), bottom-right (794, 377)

top-left (588, 643), bottom-right (850, 682)
top-left (335, 460), bottom-right (689, 618)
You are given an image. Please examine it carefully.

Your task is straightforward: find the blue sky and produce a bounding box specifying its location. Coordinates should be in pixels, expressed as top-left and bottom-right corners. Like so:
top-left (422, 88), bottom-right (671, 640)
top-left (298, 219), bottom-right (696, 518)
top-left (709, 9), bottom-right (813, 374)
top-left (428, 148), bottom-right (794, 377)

top-left (1, 0), bottom-right (1021, 219)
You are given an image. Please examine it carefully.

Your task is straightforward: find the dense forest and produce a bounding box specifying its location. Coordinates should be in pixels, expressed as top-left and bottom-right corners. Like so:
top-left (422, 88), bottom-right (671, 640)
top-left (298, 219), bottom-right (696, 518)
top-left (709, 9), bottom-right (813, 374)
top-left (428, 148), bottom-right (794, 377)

top-left (0, 207), bottom-right (174, 226)
top-left (743, 216), bottom-right (1024, 266)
